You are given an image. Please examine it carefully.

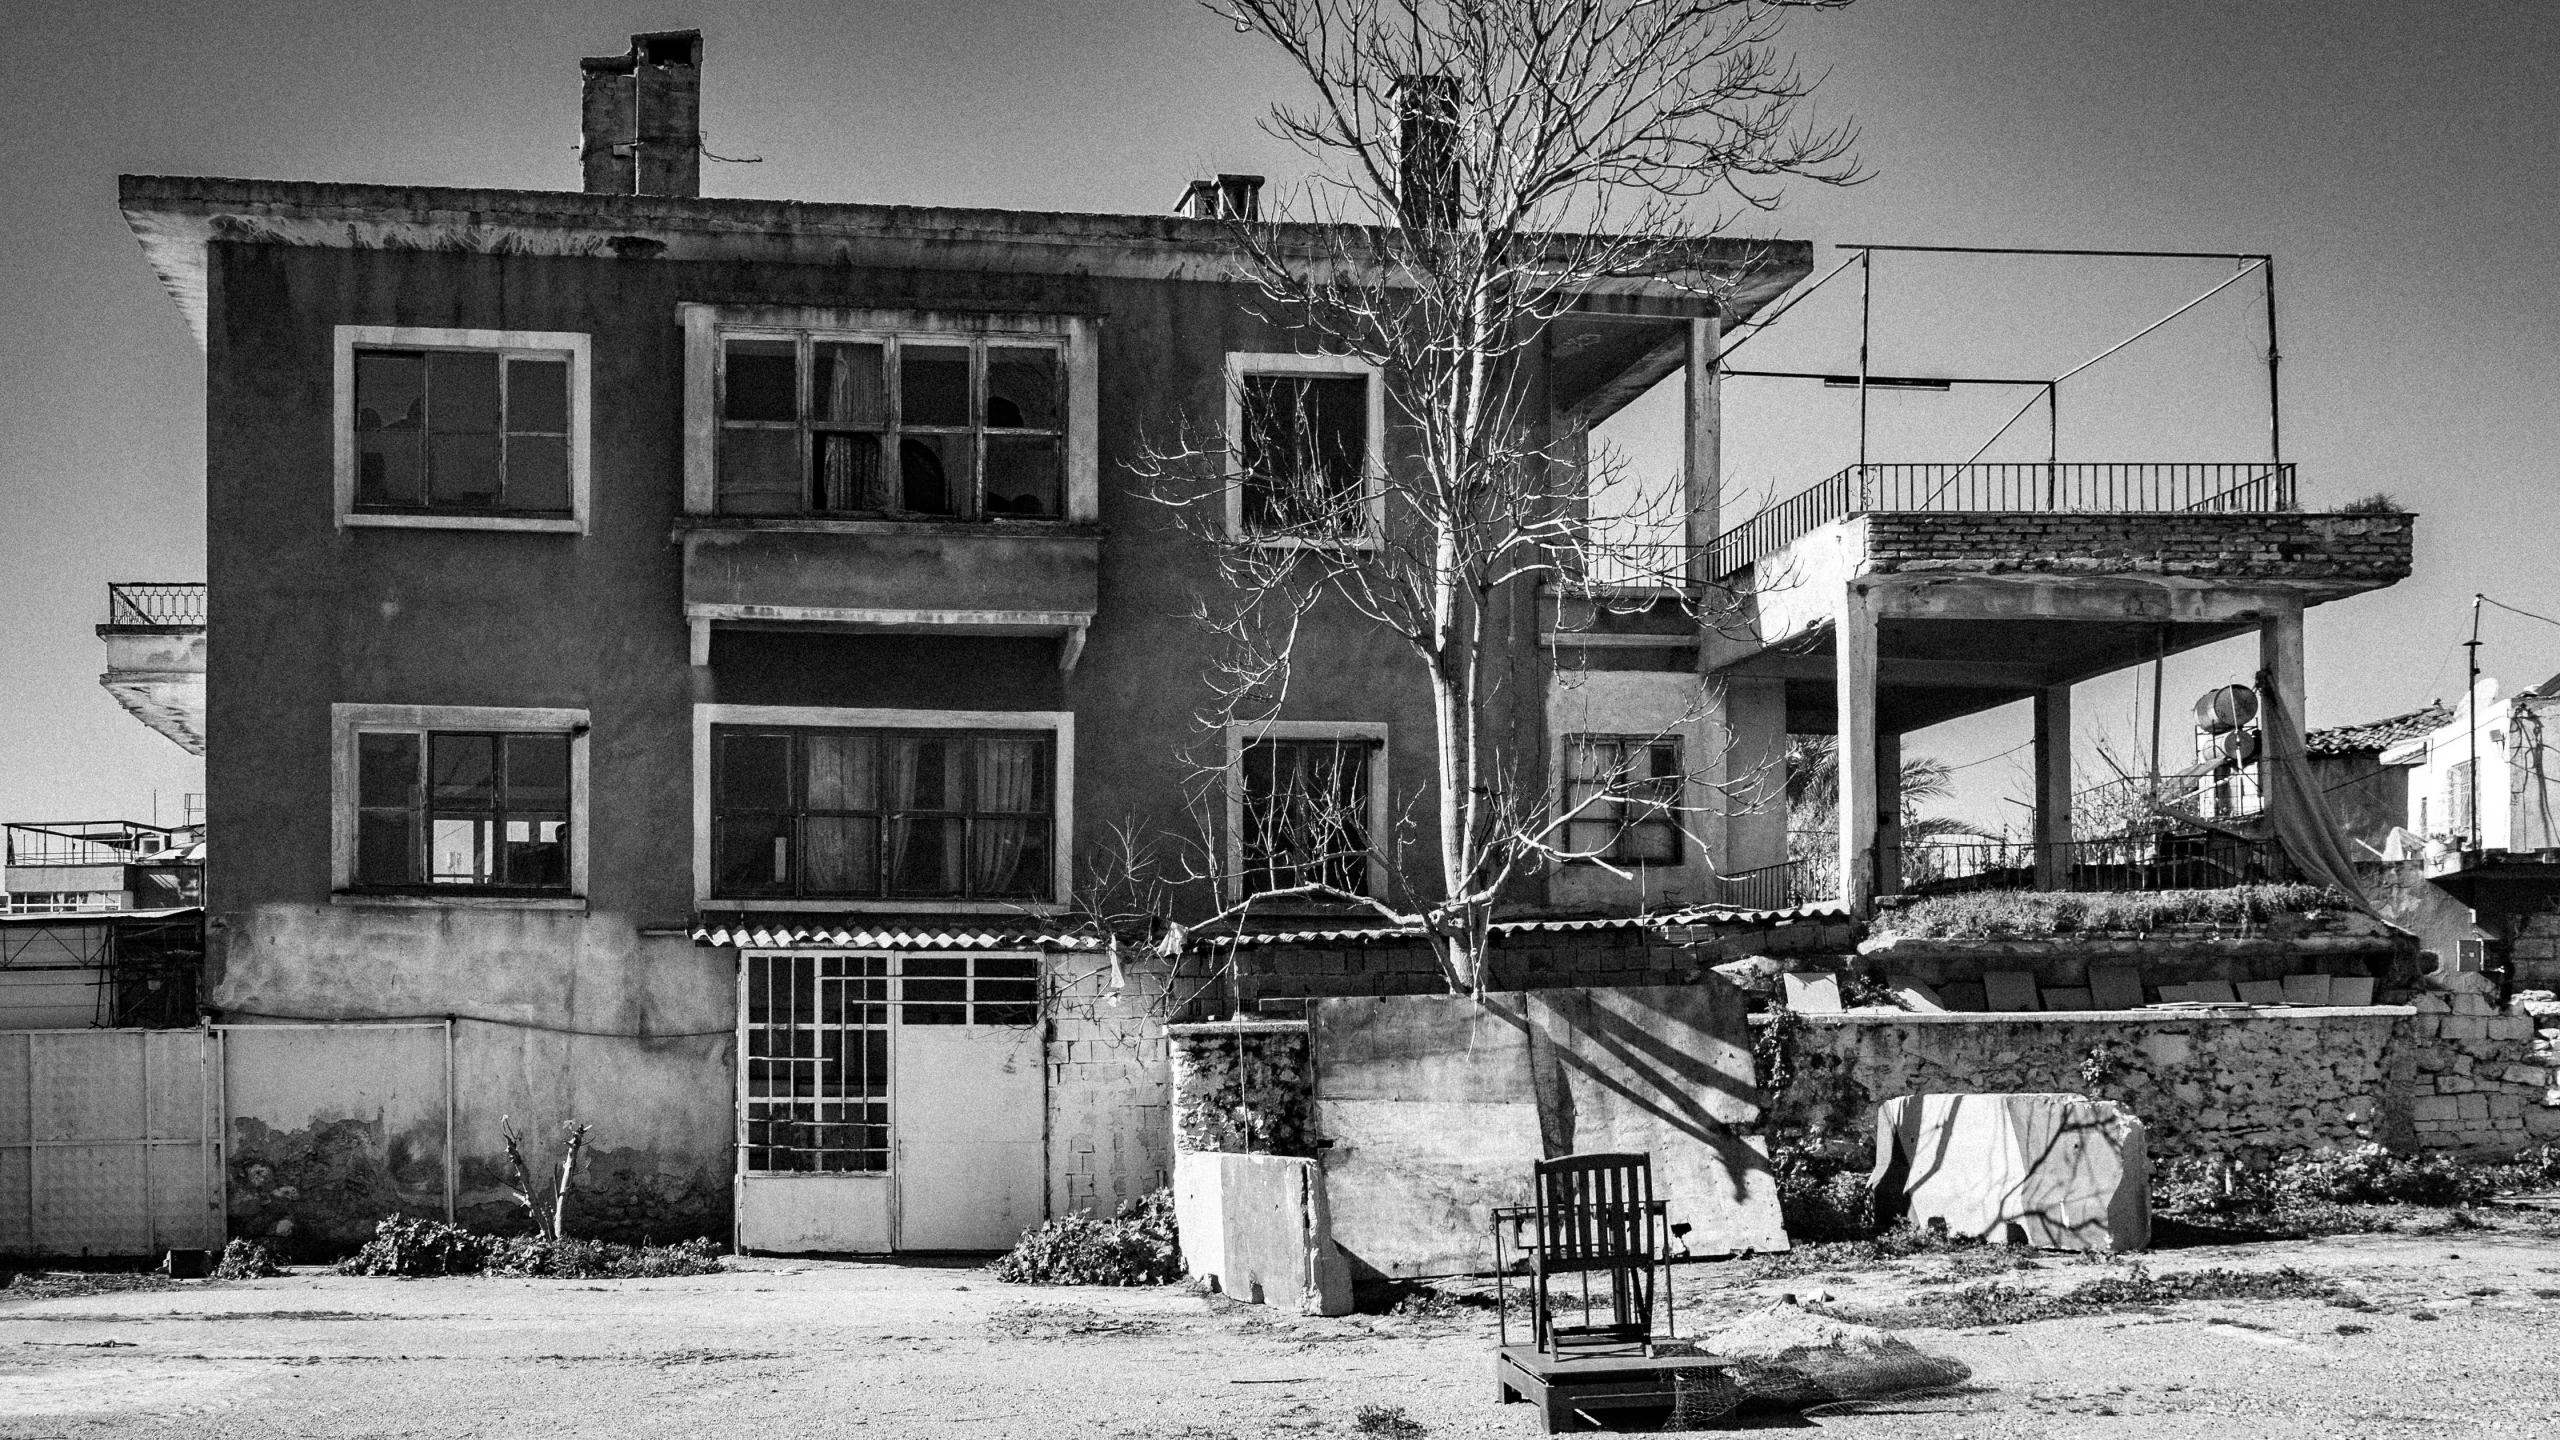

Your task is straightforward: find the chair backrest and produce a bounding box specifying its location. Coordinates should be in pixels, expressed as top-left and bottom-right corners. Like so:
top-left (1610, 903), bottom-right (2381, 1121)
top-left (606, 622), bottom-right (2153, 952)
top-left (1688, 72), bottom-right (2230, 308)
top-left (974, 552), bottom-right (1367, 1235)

top-left (1532, 1151), bottom-right (1654, 1274)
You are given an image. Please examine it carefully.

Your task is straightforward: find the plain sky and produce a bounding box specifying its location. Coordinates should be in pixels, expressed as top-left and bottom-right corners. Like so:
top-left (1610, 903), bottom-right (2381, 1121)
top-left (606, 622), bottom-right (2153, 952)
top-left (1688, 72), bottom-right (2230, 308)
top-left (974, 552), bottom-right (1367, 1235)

top-left (3, 0), bottom-right (2555, 834)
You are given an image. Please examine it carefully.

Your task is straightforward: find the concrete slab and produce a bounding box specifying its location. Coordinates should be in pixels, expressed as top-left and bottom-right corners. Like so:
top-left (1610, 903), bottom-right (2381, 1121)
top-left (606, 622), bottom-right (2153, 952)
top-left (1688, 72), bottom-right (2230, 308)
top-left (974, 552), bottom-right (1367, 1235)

top-left (1938, 981), bottom-right (1988, 1012)
top-left (1173, 1151), bottom-right (1353, 1316)
top-left (2281, 973), bottom-right (2335, 1006)
top-left (1782, 972), bottom-right (1844, 1013)
top-left (2235, 980), bottom-right (2290, 1005)
top-left (2089, 963), bottom-right (2146, 1011)
top-left (1871, 1092), bottom-right (2150, 1253)
top-left (1982, 971), bottom-right (2041, 1012)
top-left (1311, 984), bottom-right (1784, 1277)
top-left (2330, 975), bottom-right (2377, 1006)
top-left (1887, 975), bottom-right (1948, 1012)
top-left (2041, 987), bottom-right (2094, 1011)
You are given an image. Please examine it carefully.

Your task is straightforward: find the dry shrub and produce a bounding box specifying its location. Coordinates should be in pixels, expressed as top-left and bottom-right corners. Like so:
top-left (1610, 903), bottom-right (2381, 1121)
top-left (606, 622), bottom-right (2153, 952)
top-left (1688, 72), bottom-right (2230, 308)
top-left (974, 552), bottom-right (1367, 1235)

top-left (991, 1189), bottom-right (1182, 1286)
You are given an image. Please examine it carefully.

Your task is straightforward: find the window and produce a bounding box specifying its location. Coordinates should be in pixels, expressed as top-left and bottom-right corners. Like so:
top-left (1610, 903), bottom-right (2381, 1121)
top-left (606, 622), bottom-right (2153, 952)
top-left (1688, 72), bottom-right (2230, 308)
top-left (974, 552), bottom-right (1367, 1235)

top-left (711, 727), bottom-right (1054, 901)
top-left (1237, 732), bottom-right (1384, 896)
top-left (1561, 735), bottom-right (1684, 865)
top-left (897, 956), bottom-right (1039, 1027)
top-left (1225, 354), bottom-right (1383, 542)
top-left (743, 953), bottom-right (889, 1173)
top-left (683, 306), bottom-right (1099, 524)
top-left (332, 705), bottom-right (588, 901)
top-left (334, 327), bottom-right (590, 531)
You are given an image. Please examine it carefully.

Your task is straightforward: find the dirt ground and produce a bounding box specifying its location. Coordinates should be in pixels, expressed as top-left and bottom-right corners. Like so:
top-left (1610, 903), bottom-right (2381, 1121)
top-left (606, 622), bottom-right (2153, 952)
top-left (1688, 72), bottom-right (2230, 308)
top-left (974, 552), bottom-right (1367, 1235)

top-left (4, 1219), bottom-right (2559, 1439)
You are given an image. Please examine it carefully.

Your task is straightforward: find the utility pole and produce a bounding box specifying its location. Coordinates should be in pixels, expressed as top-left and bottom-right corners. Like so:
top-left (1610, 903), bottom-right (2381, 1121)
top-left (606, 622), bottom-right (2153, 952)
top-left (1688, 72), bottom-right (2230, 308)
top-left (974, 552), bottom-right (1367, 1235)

top-left (2467, 593), bottom-right (2484, 851)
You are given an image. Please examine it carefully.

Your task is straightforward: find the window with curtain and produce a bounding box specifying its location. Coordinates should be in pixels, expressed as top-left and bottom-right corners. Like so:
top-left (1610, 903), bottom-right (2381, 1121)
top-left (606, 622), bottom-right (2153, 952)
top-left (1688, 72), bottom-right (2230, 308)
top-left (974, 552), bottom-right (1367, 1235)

top-left (353, 347), bottom-right (572, 514)
top-left (716, 330), bottom-right (1065, 520)
top-left (711, 727), bottom-right (1054, 900)
top-left (353, 729), bottom-right (573, 892)
top-left (1239, 736), bottom-right (1378, 895)
top-left (1561, 735), bottom-right (1683, 865)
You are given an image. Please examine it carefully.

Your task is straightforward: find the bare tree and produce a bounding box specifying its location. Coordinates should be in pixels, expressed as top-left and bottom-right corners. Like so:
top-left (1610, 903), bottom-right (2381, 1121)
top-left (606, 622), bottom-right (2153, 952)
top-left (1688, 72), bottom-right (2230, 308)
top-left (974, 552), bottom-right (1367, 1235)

top-left (1136, 0), bottom-right (1861, 991)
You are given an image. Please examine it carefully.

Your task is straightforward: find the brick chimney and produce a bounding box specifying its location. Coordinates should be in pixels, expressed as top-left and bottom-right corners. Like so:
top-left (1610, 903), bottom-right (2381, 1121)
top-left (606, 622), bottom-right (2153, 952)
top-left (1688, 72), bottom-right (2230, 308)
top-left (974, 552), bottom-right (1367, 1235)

top-left (1395, 74), bottom-right (1460, 229)
top-left (580, 30), bottom-right (703, 199)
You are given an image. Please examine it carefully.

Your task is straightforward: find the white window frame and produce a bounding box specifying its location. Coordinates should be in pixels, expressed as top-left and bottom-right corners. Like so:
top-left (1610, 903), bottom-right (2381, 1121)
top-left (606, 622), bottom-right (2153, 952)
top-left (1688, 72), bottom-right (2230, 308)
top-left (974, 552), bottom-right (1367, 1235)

top-left (680, 304), bottom-right (1101, 524)
top-left (328, 703), bottom-right (592, 908)
top-left (693, 704), bottom-right (1075, 913)
top-left (332, 326), bottom-right (593, 533)
top-left (1224, 719), bottom-right (1391, 902)
top-left (1223, 352), bottom-right (1388, 549)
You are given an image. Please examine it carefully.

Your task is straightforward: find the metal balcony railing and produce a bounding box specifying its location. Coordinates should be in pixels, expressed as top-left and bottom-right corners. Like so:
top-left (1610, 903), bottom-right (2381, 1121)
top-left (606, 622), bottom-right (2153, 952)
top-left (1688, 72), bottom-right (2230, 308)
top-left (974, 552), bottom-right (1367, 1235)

top-left (105, 582), bottom-right (207, 627)
top-left (1903, 832), bottom-right (2291, 896)
top-left (1710, 462), bottom-right (2297, 577)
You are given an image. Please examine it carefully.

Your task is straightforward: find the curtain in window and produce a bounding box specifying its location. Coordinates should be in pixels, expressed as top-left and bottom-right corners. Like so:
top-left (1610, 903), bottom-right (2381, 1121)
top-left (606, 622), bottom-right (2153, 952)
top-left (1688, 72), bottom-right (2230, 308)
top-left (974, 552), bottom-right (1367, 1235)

top-left (887, 738), bottom-right (965, 894)
top-left (969, 738), bottom-right (1044, 894)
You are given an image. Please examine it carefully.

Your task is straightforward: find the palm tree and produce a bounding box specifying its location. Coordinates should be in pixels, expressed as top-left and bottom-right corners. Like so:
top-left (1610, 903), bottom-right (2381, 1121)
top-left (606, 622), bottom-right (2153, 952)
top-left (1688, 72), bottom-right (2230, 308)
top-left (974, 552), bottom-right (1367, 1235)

top-left (1784, 736), bottom-right (1986, 896)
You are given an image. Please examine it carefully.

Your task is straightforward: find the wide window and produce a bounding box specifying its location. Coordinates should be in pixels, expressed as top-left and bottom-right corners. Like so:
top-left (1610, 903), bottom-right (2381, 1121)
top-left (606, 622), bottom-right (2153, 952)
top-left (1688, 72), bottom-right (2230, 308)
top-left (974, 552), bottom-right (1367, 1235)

top-left (711, 727), bottom-right (1054, 900)
top-left (715, 330), bottom-right (1066, 520)
top-left (1239, 736), bottom-right (1380, 895)
top-left (335, 327), bottom-right (590, 531)
top-left (1561, 735), bottom-right (1683, 865)
top-left (353, 730), bottom-right (573, 892)
top-left (1226, 355), bottom-right (1382, 542)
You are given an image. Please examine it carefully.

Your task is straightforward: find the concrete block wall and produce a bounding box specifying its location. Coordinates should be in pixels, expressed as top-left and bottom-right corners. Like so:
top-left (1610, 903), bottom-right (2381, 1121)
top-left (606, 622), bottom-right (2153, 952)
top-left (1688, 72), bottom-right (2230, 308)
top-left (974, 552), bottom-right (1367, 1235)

top-left (2507, 906), bottom-right (2560, 991)
top-left (1045, 948), bottom-right (1173, 1219)
top-left (1206, 926), bottom-right (1727, 1015)
top-left (1858, 511), bottom-right (2414, 585)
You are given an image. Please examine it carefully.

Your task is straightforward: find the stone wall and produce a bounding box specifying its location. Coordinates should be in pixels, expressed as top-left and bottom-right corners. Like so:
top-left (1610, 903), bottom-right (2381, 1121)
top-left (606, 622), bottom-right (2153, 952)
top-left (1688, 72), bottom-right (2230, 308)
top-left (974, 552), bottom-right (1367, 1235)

top-left (1760, 1003), bottom-right (2560, 1166)
top-left (1165, 1019), bottom-right (1314, 1157)
top-left (1046, 948), bottom-right (1174, 1218)
top-left (1856, 510), bottom-right (2414, 584)
top-left (2506, 904), bottom-right (2560, 991)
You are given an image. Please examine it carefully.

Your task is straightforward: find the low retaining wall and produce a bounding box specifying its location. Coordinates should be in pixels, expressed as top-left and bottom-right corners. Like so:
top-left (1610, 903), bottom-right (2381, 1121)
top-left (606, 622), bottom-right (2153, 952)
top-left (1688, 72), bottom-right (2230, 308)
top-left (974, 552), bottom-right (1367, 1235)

top-left (1172, 1151), bottom-right (1352, 1316)
top-left (1760, 1005), bottom-right (2560, 1164)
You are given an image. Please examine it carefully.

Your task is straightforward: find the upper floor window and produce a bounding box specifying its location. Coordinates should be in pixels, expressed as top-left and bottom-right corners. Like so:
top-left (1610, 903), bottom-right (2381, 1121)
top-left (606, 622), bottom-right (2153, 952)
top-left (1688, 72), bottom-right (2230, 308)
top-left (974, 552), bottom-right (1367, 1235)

top-left (682, 306), bottom-right (1101, 525)
top-left (1230, 723), bottom-right (1388, 898)
top-left (334, 328), bottom-right (591, 533)
top-left (1225, 354), bottom-right (1384, 544)
top-left (1561, 734), bottom-right (1683, 865)
top-left (710, 725), bottom-right (1055, 901)
top-left (331, 704), bottom-right (589, 901)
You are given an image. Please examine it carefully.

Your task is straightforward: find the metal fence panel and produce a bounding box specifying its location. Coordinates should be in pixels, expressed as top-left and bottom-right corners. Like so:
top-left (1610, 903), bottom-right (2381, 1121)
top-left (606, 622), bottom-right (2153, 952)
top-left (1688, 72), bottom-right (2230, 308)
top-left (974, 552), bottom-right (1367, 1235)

top-left (0, 1029), bottom-right (218, 1256)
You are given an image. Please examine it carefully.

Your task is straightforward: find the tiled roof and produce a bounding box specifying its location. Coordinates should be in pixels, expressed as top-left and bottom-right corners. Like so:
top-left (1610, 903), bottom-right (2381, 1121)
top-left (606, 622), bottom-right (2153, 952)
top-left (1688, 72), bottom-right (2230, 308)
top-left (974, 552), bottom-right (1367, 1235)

top-left (2306, 703), bottom-right (2452, 756)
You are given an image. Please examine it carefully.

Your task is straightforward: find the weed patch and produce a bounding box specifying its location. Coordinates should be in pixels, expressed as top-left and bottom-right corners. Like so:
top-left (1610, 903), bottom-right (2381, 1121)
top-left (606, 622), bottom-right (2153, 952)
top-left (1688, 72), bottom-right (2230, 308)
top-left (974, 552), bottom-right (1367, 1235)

top-left (332, 1217), bottom-right (723, 1278)
top-left (1883, 884), bottom-right (2345, 940)
top-left (0, 1271), bottom-right (175, 1301)
top-left (992, 1189), bottom-right (1182, 1286)
top-left (1353, 1404), bottom-right (1426, 1437)
top-left (213, 1240), bottom-right (286, 1279)
top-left (1814, 1264), bottom-right (2335, 1329)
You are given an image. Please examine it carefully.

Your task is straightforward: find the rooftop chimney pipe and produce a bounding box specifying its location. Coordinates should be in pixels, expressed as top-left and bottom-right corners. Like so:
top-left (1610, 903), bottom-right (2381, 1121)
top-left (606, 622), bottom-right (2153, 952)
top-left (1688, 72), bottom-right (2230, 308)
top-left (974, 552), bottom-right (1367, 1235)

top-left (580, 30), bottom-right (703, 199)
top-left (1395, 74), bottom-right (1459, 230)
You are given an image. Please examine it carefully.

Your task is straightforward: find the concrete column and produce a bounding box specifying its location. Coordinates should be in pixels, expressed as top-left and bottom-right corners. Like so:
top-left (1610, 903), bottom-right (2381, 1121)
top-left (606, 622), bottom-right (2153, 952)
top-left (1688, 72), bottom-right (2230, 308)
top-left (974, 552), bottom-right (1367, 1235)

top-left (1876, 729), bottom-right (1904, 896)
top-left (2033, 684), bottom-right (2073, 890)
top-left (1705, 676), bottom-right (1789, 879)
top-left (2258, 600), bottom-right (2307, 813)
top-left (1836, 585), bottom-right (1879, 913)
top-left (1684, 316), bottom-right (1722, 583)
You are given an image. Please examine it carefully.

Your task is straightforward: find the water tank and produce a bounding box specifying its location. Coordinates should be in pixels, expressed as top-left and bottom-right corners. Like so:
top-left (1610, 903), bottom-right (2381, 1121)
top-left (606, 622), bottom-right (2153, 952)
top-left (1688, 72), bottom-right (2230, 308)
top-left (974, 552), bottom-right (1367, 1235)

top-left (2195, 684), bottom-right (2259, 734)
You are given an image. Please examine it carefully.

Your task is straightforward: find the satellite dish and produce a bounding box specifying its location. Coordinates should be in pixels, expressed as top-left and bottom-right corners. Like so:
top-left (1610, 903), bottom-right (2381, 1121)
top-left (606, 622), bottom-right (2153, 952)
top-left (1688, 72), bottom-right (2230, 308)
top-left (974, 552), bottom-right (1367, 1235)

top-left (2195, 684), bottom-right (2259, 735)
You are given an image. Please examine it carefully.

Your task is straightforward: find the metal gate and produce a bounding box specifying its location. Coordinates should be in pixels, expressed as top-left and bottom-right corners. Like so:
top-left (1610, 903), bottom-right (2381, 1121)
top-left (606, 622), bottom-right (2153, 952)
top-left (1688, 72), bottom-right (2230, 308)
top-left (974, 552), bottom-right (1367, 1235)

top-left (0, 1028), bottom-right (221, 1256)
top-left (735, 951), bottom-right (1044, 1253)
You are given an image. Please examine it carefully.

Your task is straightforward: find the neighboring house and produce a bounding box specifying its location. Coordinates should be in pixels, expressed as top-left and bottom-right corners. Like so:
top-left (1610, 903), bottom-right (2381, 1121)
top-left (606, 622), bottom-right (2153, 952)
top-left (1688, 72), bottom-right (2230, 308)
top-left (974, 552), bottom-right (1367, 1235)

top-left (2306, 701), bottom-right (2451, 856)
top-left (3, 819), bottom-right (204, 915)
top-left (116, 31), bottom-right (1806, 1252)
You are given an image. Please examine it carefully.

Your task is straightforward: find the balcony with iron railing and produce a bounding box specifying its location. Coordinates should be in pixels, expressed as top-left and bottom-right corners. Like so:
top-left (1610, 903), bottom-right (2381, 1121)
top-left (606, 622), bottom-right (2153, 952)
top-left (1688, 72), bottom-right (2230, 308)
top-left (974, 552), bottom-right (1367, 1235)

top-left (104, 582), bottom-right (207, 629)
top-left (1710, 461), bottom-right (2297, 578)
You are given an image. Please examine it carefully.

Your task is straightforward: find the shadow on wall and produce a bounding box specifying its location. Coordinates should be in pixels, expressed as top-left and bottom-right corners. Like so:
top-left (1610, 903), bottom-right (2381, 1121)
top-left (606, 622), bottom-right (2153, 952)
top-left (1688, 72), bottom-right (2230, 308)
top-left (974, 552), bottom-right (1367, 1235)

top-left (228, 1114), bottom-right (443, 1262)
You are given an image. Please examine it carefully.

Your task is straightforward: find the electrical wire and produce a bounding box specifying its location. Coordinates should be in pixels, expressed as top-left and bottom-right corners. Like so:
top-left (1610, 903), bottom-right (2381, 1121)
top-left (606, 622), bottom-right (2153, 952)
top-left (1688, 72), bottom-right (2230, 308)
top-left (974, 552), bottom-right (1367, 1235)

top-left (217, 1009), bottom-right (733, 1039)
top-left (2480, 595), bottom-right (2560, 632)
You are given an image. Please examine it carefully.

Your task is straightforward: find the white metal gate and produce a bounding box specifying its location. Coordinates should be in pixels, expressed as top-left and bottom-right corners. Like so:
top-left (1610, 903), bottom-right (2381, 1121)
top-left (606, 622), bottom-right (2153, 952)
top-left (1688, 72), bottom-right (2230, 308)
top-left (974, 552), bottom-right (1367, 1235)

top-left (0, 1028), bottom-right (221, 1256)
top-left (735, 951), bottom-right (1044, 1253)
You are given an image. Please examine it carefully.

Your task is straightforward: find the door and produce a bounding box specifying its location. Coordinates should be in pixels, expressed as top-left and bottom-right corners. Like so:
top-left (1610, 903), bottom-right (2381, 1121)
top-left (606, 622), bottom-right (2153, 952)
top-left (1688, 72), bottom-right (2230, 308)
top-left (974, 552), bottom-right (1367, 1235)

top-left (734, 952), bottom-right (1046, 1254)
top-left (735, 954), bottom-right (894, 1253)
top-left (892, 954), bottom-right (1045, 1250)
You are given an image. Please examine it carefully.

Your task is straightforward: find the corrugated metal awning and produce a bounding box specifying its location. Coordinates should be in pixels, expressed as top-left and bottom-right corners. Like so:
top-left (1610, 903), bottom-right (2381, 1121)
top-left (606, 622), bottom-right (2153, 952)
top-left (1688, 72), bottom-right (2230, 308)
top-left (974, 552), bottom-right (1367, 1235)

top-left (688, 916), bottom-right (1103, 951)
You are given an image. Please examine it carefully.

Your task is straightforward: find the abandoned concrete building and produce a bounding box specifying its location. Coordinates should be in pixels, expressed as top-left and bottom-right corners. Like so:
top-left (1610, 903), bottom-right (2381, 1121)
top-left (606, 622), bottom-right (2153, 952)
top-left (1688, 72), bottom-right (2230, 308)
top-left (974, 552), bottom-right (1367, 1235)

top-left (37, 28), bottom-right (2544, 1265)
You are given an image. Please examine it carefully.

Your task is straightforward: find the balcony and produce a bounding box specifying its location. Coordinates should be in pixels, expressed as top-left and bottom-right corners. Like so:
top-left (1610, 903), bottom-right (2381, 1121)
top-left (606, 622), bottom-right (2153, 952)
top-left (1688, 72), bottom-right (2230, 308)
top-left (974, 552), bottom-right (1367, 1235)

top-left (96, 582), bottom-right (206, 755)
top-left (676, 519), bottom-right (1101, 670)
top-left (1712, 461), bottom-right (2297, 577)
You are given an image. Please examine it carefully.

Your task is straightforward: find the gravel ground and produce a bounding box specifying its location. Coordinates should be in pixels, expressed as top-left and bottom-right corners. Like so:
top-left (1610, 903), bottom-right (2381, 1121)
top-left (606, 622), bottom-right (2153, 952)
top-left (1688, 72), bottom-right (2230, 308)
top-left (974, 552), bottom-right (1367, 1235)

top-left (2, 1220), bottom-right (2558, 1438)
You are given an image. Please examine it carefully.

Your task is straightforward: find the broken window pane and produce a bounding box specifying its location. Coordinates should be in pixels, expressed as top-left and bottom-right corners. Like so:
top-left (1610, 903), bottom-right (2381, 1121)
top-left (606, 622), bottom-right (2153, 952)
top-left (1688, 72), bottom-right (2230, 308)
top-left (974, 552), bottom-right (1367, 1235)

top-left (723, 339), bottom-right (798, 422)
top-left (900, 344), bottom-right (972, 427)
top-left (718, 429), bottom-right (802, 514)
top-left (983, 435), bottom-right (1060, 517)
top-left (1241, 373), bottom-right (1369, 534)
top-left (898, 433), bottom-right (966, 515)
top-left (430, 817), bottom-right (493, 885)
top-left (985, 347), bottom-right (1059, 429)
top-left (1242, 737), bottom-right (1374, 893)
top-left (355, 352), bottom-right (426, 507)
top-left (812, 432), bottom-right (884, 512)
top-left (813, 342), bottom-right (887, 426)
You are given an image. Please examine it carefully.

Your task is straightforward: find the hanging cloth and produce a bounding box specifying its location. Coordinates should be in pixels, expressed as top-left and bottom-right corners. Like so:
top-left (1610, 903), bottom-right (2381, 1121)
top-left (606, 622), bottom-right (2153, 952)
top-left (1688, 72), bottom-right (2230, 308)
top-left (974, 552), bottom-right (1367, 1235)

top-left (2255, 668), bottom-right (2398, 927)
